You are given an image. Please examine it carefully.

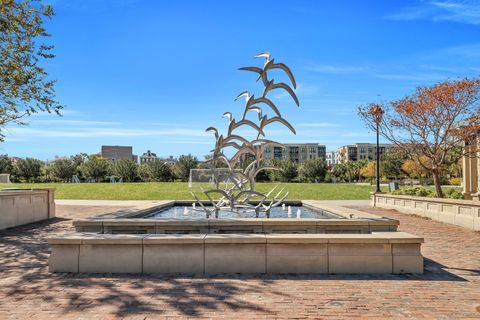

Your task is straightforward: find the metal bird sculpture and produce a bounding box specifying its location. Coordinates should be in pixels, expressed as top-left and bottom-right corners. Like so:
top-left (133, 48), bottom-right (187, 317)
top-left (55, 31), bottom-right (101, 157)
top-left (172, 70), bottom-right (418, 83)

top-left (262, 80), bottom-right (300, 106)
top-left (239, 52), bottom-right (297, 89)
top-left (191, 52), bottom-right (300, 218)
top-left (235, 91), bottom-right (282, 119)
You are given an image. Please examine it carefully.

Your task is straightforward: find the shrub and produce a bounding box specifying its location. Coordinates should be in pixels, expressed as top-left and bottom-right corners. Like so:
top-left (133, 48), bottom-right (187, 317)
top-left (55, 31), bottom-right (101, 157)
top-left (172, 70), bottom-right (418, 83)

top-left (448, 177), bottom-right (462, 186)
top-left (50, 159), bottom-right (77, 181)
top-left (444, 188), bottom-right (464, 199)
top-left (113, 159), bottom-right (138, 182)
top-left (80, 156), bottom-right (112, 182)
top-left (392, 186), bottom-right (463, 199)
top-left (174, 154), bottom-right (198, 181)
top-left (298, 158), bottom-right (326, 183)
top-left (268, 159), bottom-right (298, 182)
top-left (392, 186), bottom-right (434, 197)
top-left (14, 158), bottom-right (43, 182)
top-left (147, 160), bottom-right (174, 182)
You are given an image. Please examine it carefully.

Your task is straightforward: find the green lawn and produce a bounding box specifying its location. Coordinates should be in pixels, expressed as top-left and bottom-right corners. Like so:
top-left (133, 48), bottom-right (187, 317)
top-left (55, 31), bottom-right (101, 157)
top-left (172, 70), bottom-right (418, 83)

top-left (0, 182), bottom-right (388, 200)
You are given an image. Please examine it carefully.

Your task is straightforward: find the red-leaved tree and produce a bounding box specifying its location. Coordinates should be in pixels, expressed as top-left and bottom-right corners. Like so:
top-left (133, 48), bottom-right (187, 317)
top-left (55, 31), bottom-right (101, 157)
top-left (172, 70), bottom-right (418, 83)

top-left (359, 78), bottom-right (480, 198)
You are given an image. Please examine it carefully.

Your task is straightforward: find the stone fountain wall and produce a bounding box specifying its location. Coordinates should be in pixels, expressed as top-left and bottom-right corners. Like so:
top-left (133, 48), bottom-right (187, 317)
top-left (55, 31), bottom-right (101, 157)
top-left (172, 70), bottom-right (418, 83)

top-left (0, 188), bottom-right (55, 230)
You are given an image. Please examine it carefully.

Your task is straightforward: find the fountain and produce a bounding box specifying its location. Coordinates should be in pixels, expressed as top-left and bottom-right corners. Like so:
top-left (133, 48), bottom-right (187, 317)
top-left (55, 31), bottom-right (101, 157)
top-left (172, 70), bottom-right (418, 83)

top-left (48, 53), bottom-right (424, 275)
top-left (190, 52), bottom-right (299, 218)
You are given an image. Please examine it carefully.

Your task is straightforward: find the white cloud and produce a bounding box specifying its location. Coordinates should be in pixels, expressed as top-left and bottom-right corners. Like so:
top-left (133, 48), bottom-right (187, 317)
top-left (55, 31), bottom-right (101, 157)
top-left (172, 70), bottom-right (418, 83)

top-left (4, 126), bottom-right (209, 140)
top-left (304, 63), bottom-right (368, 74)
top-left (31, 119), bottom-right (124, 126)
top-left (440, 43), bottom-right (480, 59)
top-left (385, 0), bottom-right (480, 25)
top-left (373, 72), bottom-right (451, 82)
top-left (297, 122), bottom-right (342, 128)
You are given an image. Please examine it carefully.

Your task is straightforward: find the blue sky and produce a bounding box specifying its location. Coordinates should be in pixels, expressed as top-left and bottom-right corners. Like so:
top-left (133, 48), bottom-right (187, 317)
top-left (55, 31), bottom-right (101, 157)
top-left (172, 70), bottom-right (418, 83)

top-left (2, 0), bottom-right (480, 160)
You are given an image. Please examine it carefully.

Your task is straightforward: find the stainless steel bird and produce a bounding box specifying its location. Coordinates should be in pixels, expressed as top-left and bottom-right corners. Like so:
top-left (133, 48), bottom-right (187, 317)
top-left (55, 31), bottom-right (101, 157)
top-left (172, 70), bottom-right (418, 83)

top-left (191, 52), bottom-right (300, 218)
top-left (239, 52), bottom-right (297, 89)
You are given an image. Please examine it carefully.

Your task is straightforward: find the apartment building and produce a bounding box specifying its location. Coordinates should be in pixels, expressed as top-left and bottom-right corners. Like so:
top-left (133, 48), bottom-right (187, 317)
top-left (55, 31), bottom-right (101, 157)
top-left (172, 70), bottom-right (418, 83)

top-left (140, 150), bottom-right (158, 164)
top-left (101, 145), bottom-right (136, 162)
top-left (325, 151), bottom-right (338, 170)
top-left (337, 143), bottom-right (393, 163)
top-left (161, 156), bottom-right (177, 166)
top-left (245, 143), bottom-right (326, 164)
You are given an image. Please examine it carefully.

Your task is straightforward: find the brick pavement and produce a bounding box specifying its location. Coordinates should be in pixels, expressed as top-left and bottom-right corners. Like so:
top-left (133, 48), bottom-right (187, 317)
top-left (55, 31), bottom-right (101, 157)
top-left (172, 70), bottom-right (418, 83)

top-left (0, 204), bottom-right (479, 319)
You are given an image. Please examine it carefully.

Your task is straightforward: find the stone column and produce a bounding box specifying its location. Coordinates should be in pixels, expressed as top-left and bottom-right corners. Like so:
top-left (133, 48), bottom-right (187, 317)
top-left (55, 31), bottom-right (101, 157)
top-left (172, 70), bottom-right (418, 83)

top-left (463, 144), bottom-right (472, 199)
top-left (473, 135), bottom-right (480, 202)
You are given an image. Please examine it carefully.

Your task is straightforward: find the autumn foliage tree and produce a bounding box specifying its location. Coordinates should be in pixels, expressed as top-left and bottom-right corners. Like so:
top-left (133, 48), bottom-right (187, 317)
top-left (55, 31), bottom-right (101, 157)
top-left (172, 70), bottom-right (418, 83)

top-left (401, 156), bottom-right (431, 183)
top-left (359, 78), bottom-right (480, 198)
top-left (360, 161), bottom-right (376, 182)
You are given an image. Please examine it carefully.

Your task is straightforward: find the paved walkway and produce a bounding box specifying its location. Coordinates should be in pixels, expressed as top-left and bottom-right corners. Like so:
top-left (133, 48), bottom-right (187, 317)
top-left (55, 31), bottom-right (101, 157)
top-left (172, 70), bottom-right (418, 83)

top-left (0, 203), bottom-right (479, 319)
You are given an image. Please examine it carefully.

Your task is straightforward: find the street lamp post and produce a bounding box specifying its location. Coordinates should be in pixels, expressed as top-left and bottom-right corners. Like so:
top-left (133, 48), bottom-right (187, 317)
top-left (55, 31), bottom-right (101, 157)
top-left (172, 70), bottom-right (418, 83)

top-left (369, 104), bottom-right (384, 193)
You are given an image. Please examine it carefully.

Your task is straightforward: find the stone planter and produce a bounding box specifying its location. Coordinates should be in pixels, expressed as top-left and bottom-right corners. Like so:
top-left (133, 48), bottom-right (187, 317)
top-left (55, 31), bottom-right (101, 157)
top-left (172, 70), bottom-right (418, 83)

top-left (0, 188), bottom-right (55, 230)
top-left (372, 193), bottom-right (480, 231)
top-left (48, 232), bottom-right (424, 274)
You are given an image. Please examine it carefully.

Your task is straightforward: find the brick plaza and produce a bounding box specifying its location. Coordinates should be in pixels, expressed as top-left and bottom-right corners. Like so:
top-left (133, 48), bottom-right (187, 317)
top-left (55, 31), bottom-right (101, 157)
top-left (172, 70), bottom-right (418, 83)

top-left (0, 203), bottom-right (479, 319)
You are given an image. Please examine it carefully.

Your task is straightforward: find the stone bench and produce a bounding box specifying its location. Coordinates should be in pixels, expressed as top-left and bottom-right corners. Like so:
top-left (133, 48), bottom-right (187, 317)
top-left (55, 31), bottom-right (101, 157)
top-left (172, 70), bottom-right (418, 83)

top-left (73, 218), bottom-right (398, 234)
top-left (48, 232), bottom-right (423, 274)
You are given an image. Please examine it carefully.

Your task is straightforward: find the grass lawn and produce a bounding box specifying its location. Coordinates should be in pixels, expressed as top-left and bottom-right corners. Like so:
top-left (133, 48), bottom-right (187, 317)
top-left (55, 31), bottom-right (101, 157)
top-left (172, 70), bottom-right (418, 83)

top-left (0, 182), bottom-right (388, 200)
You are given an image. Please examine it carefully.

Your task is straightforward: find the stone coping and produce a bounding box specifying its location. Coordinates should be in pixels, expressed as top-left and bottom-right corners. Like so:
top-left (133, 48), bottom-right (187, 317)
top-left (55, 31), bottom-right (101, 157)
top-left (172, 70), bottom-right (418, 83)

top-left (0, 188), bottom-right (55, 197)
top-left (87, 200), bottom-right (174, 219)
top-left (74, 217), bottom-right (398, 228)
top-left (374, 193), bottom-right (480, 207)
top-left (302, 201), bottom-right (386, 219)
top-left (72, 200), bottom-right (400, 235)
top-left (144, 234), bottom-right (206, 244)
top-left (78, 200), bottom-right (398, 224)
top-left (205, 234), bottom-right (267, 244)
top-left (85, 200), bottom-right (396, 221)
top-left (48, 231), bottom-right (423, 245)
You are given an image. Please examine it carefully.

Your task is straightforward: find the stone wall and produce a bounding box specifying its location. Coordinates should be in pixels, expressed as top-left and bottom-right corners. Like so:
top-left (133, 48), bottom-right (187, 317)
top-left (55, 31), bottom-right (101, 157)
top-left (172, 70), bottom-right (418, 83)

top-left (74, 217), bottom-right (399, 234)
top-left (48, 232), bottom-right (424, 274)
top-left (372, 193), bottom-right (480, 231)
top-left (0, 189), bottom-right (55, 230)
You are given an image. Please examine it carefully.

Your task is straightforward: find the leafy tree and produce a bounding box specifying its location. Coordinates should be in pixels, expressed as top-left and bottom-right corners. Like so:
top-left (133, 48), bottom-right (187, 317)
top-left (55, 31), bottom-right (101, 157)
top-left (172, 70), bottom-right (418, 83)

top-left (138, 164), bottom-right (152, 182)
top-left (70, 153), bottom-right (88, 180)
top-left (401, 159), bottom-right (421, 179)
top-left (360, 161), bottom-right (376, 182)
top-left (324, 172), bottom-right (335, 183)
top-left (0, 154), bottom-right (14, 174)
top-left (50, 158), bottom-right (76, 181)
top-left (174, 154), bottom-right (198, 181)
top-left (299, 158), bottom-right (326, 182)
top-left (350, 160), bottom-right (368, 182)
top-left (401, 156), bottom-right (431, 184)
top-left (148, 159), bottom-right (173, 182)
top-left (113, 159), bottom-right (138, 182)
top-left (359, 78), bottom-right (480, 197)
top-left (380, 151), bottom-right (406, 180)
top-left (268, 159), bottom-right (298, 182)
top-left (0, 0), bottom-right (63, 139)
top-left (333, 160), bottom-right (368, 182)
top-left (445, 146), bottom-right (463, 178)
top-left (80, 156), bottom-right (111, 182)
top-left (15, 157), bottom-right (43, 182)
top-left (332, 162), bottom-right (347, 182)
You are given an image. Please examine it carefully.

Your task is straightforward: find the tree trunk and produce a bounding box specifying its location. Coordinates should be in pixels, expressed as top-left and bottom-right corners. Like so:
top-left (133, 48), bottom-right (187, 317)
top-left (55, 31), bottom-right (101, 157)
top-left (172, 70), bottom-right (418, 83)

top-left (432, 170), bottom-right (444, 198)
